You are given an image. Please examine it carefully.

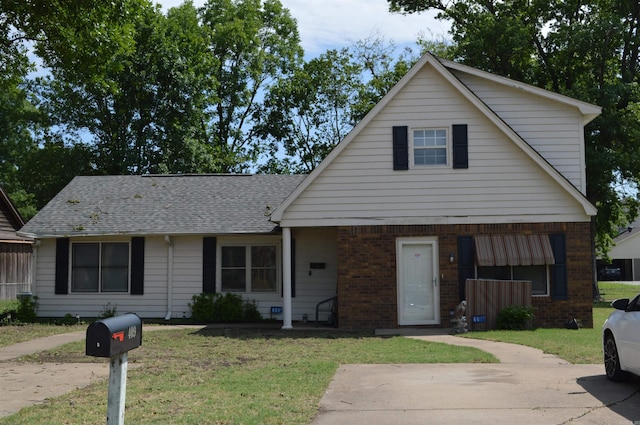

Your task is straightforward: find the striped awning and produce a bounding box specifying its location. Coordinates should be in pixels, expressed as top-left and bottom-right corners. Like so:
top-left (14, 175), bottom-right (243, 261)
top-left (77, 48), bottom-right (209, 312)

top-left (474, 234), bottom-right (555, 266)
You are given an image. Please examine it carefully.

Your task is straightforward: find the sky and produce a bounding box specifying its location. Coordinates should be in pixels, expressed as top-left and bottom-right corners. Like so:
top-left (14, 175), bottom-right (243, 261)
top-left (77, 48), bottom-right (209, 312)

top-left (156, 0), bottom-right (451, 58)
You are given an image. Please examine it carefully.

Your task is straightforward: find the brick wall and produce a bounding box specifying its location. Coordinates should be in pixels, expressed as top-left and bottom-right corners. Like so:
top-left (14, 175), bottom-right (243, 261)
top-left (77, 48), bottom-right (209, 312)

top-left (336, 222), bottom-right (593, 329)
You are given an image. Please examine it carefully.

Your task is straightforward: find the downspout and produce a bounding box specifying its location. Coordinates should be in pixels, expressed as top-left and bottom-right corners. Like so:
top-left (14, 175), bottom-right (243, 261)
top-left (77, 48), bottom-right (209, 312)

top-left (164, 235), bottom-right (173, 320)
top-left (282, 227), bottom-right (293, 329)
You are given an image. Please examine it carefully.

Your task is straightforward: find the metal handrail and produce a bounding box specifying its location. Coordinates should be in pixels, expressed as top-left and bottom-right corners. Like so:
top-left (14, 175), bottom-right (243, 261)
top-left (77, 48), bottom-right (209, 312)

top-left (315, 295), bottom-right (337, 326)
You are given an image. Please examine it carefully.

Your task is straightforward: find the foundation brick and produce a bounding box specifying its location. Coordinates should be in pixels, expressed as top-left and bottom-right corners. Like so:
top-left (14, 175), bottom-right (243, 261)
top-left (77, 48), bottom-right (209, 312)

top-left (336, 222), bottom-right (593, 330)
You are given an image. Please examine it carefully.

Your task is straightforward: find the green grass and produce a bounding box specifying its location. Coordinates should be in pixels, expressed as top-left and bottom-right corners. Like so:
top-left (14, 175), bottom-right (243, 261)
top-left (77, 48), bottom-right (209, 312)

top-left (0, 324), bottom-right (84, 348)
top-left (461, 282), bottom-right (640, 364)
top-left (596, 282), bottom-right (639, 303)
top-left (1, 282), bottom-right (637, 423)
top-left (0, 328), bottom-right (496, 425)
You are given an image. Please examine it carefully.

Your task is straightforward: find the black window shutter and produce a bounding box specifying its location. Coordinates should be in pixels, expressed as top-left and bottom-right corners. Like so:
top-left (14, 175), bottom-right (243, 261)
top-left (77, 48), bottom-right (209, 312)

top-left (55, 238), bottom-right (70, 295)
top-left (203, 237), bottom-right (216, 294)
top-left (392, 126), bottom-right (409, 170)
top-left (457, 236), bottom-right (475, 301)
top-left (550, 233), bottom-right (568, 300)
top-left (452, 124), bottom-right (468, 169)
top-left (130, 237), bottom-right (145, 295)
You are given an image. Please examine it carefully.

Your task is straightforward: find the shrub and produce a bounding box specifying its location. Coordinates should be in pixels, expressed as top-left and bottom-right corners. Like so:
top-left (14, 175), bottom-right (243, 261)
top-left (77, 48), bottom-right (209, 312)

top-left (242, 299), bottom-right (263, 322)
top-left (16, 295), bottom-right (39, 323)
top-left (189, 293), bottom-right (217, 322)
top-left (189, 293), bottom-right (263, 323)
top-left (100, 302), bottom-right (118, 318)
top-left (496, 305), bottom-right (535, 330)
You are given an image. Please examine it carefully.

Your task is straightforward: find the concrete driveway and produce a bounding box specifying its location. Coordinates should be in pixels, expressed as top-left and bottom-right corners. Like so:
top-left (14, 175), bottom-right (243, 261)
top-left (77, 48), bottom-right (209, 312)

top-left (1, 327), bottom-right (639, 423)
top-left (311, 333), bottom-right (640, 425)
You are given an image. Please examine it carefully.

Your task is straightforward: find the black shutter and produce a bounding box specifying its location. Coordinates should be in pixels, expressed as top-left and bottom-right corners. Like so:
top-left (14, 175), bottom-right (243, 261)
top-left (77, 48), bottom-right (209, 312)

top-left (55, 238), bottom-right (70, 295)
top-left (130, 237), bottom-right (145, 295)
top-left (203, 237), bottom-right (216, 294)
top-left (452, 124), bottom-right (468, 169)
top-left (392, 126), bottom-right (409, 170)
top-left (457, 236), bottom-right (475, 301)
top-left (550, 233), bottom-right (568, 300)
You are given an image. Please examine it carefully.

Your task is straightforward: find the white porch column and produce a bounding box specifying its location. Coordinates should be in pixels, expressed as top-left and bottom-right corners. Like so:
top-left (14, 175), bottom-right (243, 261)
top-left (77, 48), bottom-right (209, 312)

top-left (282, 227), bottom-right (293, 329)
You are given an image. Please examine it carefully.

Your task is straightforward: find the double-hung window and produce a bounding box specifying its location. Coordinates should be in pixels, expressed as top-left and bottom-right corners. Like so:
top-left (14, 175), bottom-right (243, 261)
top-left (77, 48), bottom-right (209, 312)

top-left (476, 265), bottom-right (550, 296)
top-left (413, 129), bottom-right (447, 166)
top-left (221, 244), bottom-right (278, 293)
top-left (71, 242), bottom-right (129, 293)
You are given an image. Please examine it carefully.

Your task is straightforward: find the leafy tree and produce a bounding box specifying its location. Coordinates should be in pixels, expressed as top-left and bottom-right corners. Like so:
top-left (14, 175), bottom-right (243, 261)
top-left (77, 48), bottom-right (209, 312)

top-left (0, 0), bottom-right (146, 215)
top-left (0, 81), bottom-right (41, 219)
top-left (259, 36), bottom-right (432, 173)
top-left (200, 0), bottom-right (303, 172)
top-left (388, 0), bottom-right (640, 259)
top-left (1, 0), bottom-right (144, 87)
top-left (350, 36), bottom-right (420, 122)
top-left (36, 2), bottom-right (220, 175)
top-left (260, 48), bottom-right (363, 173)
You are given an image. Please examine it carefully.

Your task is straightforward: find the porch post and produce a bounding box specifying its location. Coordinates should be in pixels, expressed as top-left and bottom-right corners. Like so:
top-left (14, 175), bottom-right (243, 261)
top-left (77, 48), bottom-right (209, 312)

top-left (282, 227), bottom-right (293, 329)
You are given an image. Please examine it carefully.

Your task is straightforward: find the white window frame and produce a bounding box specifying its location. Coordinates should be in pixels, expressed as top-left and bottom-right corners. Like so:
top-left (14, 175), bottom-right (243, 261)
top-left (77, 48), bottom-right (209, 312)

top-left (217, 237), bottom-right (281, 294)
top-left (411, 128), bottom-right (449, 167)
top-left (475, 265), bottom-right (550, 297)
top-left (70, 241), bottom-right (131, 294)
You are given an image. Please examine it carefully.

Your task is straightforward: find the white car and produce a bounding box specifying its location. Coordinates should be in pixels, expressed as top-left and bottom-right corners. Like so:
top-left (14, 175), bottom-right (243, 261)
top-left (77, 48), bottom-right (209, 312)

top-left (603, 293), bottom-right (640, 381)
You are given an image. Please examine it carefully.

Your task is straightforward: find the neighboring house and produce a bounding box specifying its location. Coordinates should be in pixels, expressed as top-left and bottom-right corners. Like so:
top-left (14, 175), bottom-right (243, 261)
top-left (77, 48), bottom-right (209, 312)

top-left (603, 224), bottom-right (640, 281)
top-left (0, 187), bottom-right (32, 300)
top-left (19, 53), bottom-right (601, 328)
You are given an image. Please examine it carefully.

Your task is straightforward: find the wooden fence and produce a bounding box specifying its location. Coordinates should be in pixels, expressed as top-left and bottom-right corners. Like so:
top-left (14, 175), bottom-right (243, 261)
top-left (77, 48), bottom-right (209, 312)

top-left (0, 243), bottom-right (32, 300)
top-left (465, 279), bottom-right (532, 331)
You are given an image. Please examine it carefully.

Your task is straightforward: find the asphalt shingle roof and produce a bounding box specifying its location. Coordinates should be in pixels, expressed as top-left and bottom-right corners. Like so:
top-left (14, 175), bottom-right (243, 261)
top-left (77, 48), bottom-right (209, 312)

top-left (19, 174), bottom-right (306, 238)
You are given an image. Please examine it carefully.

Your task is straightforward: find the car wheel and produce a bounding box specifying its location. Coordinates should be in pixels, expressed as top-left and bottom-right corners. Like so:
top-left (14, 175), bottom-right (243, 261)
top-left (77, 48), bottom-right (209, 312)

top-left (604, 333), bottom-right (630, 382)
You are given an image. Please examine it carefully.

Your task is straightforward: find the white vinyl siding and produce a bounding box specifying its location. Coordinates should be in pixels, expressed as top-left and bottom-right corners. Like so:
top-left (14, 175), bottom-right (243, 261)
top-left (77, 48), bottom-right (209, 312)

top-left (33, 232), bottom-right (337, 321)
top-left (609, 232), bottom-right (640, 259)
top-left (278, 63), bottom-right (591, 228)
top-left (289, 227), bottom-right (338, 322)
top-left (33, 236), bottom-right (169, 318)
top-left (450, 70), bottom-right (587, 193)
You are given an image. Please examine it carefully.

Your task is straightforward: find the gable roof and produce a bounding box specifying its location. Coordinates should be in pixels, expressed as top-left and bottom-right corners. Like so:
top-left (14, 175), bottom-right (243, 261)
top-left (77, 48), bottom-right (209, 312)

top-left (270, 52), bottom-right (599, 222)
top-left (19, 174), bottom-right (306, 238)
top-left (439, 58), bottom-right (601, 125)
top-left (0, 186), bottom-right (31, 243)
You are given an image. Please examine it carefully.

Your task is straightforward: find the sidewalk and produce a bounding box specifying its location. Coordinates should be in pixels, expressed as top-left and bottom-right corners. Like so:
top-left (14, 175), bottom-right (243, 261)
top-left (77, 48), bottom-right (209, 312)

top-left (0, 325), bottom-right (205, 418)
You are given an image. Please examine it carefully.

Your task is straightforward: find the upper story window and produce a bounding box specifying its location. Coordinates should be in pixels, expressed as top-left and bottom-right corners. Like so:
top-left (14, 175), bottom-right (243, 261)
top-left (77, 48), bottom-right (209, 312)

top-left (413, 128), bottom-right (447, 166)
top-left (71, 242), bottom-right (129, 293)
top-left (221, 244), bottom-right (278, 293)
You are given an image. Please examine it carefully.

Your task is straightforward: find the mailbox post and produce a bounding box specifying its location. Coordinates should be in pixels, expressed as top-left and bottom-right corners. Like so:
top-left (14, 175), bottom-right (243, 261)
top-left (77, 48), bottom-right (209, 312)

top-left (86, 314), bottom-right (142, 425)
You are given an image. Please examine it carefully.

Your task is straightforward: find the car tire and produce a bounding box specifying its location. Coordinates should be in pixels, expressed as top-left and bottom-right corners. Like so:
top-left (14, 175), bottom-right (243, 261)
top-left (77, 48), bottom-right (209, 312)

top-left (604, 333), bottom-right (630, 382)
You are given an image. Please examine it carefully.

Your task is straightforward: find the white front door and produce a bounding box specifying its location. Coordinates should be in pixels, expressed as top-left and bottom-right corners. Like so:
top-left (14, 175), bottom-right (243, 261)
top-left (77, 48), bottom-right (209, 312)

top-left (397, 238), bottom-right (440, 326)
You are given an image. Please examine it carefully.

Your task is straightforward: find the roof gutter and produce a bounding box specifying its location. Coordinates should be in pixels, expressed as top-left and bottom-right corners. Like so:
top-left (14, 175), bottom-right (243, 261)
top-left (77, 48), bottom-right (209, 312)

top-left (164, 235), bottom-right (173, 321)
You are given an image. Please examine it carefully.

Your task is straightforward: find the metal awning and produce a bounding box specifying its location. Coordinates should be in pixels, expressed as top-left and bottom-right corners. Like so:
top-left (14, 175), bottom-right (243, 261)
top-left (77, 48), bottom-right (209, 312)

top-left (474, 234), bottom-right (555, 267)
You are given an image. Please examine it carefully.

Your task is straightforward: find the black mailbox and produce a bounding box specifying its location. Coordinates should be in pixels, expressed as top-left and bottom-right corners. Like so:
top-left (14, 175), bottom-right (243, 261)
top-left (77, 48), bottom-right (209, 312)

top-left (86, 313), bottom-right (142, 358)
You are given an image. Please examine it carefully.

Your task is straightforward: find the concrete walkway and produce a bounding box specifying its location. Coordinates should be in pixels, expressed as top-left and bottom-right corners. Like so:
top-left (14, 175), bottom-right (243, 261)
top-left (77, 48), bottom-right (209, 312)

top-left (311, 332), bottom-right (640, 425)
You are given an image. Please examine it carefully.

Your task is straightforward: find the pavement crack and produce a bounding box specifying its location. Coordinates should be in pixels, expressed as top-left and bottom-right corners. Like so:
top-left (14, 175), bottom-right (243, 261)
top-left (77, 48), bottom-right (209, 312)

top-left (558, 386), bottom-right (640, 424)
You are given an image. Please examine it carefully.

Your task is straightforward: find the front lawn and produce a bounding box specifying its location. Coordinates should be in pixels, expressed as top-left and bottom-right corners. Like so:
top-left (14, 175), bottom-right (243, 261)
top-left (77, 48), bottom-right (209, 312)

top-left (461, 282), bottom-right (639, 364)
top-left (1, 282), bottom-right (636, 423)
top-left (0, 327), bottom-right (495, 425)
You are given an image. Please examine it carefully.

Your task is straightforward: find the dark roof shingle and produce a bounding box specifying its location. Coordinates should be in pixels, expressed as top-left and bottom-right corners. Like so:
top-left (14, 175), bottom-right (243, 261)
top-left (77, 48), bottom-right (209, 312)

top-left (19, 174), bottom-right (306, 238)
